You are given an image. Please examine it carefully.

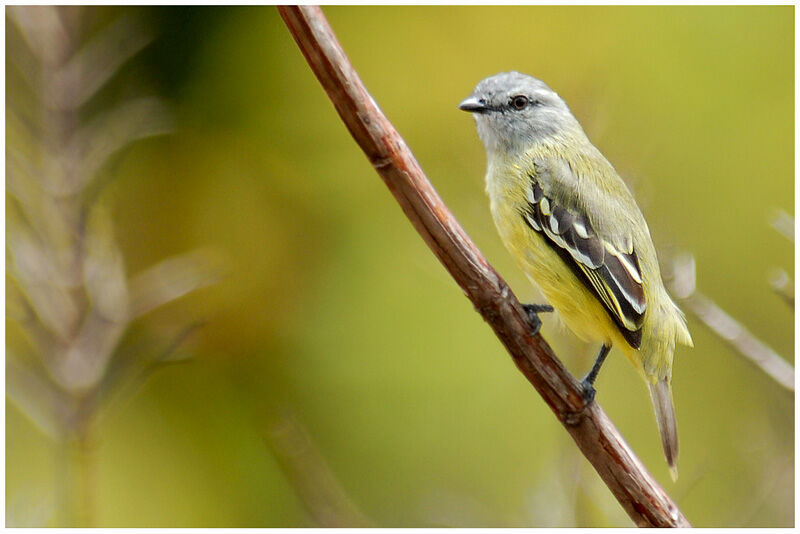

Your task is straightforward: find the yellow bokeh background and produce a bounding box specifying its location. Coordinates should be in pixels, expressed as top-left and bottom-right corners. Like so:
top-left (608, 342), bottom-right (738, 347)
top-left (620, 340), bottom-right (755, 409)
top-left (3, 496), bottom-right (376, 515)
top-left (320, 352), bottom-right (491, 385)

top-left (6, 6), bottom-right (793, 527)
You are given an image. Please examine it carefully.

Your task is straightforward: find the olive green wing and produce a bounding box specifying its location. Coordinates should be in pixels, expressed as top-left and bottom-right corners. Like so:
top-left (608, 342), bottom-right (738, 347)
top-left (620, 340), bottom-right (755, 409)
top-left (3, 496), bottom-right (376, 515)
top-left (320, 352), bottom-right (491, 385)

top-left (519, 179), bottom-right (646, 348)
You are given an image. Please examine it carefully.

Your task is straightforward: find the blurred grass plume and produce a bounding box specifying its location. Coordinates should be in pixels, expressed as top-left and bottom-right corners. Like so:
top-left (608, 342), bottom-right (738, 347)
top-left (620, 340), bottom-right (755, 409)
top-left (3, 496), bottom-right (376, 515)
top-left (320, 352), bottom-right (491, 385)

top-left (6, 6), bottom-right (221, 526)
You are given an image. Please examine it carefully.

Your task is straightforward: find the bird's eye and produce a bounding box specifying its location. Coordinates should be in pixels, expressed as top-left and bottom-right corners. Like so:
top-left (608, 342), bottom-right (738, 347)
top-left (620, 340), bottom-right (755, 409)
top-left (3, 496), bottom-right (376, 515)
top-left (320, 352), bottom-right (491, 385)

top-left (511, 95), bottom-right (529, 110)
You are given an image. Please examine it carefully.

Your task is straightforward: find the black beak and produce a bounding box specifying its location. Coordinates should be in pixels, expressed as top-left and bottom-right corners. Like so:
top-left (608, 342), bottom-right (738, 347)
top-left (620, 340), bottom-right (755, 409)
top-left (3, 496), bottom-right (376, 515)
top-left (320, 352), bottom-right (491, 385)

top-left (458, 96), bottom-right (488, 113)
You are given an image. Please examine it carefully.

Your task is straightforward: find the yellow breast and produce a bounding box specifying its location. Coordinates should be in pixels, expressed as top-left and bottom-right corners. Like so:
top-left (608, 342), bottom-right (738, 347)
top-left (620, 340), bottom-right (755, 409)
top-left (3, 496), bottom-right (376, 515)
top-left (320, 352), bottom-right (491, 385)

top-left (486, 159), bottom-right (642, 373)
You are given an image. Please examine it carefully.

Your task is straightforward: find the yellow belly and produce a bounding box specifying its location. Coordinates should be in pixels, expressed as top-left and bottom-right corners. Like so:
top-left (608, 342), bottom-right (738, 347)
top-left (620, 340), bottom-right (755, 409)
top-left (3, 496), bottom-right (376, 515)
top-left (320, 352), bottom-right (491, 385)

top-left (490, 195), bottom-right (643, 374)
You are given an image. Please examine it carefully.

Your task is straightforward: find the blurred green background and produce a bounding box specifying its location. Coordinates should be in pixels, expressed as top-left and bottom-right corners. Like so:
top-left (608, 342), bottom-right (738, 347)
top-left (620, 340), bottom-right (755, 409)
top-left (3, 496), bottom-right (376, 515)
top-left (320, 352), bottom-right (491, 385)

top-left (6, 6), bottom-right (793, 527)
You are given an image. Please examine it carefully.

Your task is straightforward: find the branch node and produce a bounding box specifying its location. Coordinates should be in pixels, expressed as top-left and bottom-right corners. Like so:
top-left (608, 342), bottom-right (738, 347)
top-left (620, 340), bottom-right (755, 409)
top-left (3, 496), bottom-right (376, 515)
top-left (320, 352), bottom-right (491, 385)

top-left (370, 155), bottom-right (392, 170)
top-left (562, 404), bottom-right (590, 427)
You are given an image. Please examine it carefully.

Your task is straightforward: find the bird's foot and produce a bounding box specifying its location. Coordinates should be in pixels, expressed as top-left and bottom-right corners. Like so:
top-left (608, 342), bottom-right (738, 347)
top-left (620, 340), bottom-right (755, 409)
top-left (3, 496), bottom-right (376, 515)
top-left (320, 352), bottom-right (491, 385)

top-left (522, 303), bottom-right (554, 336)
top-left (579, 344), bottom-right (611, 405)
top-left (579, 379), bottom-right (597, 405)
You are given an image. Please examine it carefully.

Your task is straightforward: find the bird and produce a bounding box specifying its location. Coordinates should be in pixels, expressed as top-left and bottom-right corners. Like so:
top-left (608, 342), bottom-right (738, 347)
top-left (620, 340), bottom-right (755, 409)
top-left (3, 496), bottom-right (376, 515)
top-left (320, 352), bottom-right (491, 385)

top-left (459, 71), bottom-right (692, 479)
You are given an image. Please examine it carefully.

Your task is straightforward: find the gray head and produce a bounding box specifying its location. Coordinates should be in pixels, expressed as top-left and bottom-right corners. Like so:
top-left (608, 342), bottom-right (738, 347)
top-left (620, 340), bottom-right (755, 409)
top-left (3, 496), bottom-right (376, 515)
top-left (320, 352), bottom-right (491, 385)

top-left (459, 72), bottom-right (582, 154)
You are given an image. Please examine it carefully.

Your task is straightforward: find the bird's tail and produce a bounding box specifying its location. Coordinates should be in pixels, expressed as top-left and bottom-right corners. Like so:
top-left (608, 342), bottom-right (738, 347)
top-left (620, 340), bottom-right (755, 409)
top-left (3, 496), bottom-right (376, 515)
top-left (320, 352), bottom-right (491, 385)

top-left (649, 378), bottom-right (679, 481)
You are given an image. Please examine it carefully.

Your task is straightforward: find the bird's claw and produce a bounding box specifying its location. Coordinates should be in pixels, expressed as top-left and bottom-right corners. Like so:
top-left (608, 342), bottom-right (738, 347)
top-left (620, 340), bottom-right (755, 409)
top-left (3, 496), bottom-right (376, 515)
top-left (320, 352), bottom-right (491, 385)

top-left (522, 303), bottom-right (554, 336)
top-left (580, 379), bottom-right (597, 405)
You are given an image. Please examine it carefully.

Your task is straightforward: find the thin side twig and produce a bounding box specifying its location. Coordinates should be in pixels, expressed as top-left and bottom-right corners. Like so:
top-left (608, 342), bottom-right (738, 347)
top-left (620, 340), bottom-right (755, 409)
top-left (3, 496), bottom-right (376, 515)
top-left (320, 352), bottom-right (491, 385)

top-left (769, 209), bottom-right (794, 242)
top-left (768, 210), bottom-right (794, 307)
top-left (277, 5), bottom-right (688, 528)
top-left (669, 254), bottom-right (793, 392)
top-left (685, 293), bottom-right (794, 391)
top-left (769, 269), bottom-right (793, 307)
top-left (263, 409), bottom-right (373, 527)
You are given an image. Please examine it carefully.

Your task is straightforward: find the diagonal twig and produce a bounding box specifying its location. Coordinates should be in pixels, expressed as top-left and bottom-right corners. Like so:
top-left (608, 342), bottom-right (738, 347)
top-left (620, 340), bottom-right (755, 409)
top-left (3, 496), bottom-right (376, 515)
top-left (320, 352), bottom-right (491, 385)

top-left (263, 408), bottom-right (373, 527)
top-left (769, 269), bottom-right (793, 307)
top-left (669, 254), bottom-right (793, 392)
top-left (768, 210), bottom-right (794, 307)
top-left (277, 5), bottom-right (688, 528)
top-left (769, 209), bottom-right (794, 242)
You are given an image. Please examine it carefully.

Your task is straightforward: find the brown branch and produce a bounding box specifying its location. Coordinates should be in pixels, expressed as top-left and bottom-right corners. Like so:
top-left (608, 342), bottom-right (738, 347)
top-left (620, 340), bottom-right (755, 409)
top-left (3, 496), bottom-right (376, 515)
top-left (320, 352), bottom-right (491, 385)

top-left (277, 5), bottom-right (689, 528)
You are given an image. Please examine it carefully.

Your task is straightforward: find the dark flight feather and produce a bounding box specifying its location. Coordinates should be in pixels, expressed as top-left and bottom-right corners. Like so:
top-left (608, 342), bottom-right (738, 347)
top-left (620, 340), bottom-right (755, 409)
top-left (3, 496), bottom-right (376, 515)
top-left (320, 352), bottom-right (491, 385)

top-left (520, 177), bottom-right (646, 348)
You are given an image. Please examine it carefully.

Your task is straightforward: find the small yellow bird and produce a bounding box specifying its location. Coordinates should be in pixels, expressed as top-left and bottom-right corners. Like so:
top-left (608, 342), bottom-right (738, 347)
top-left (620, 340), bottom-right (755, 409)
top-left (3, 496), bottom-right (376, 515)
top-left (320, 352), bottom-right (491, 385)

top-left (459, 72), bottom-right (692, 479)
